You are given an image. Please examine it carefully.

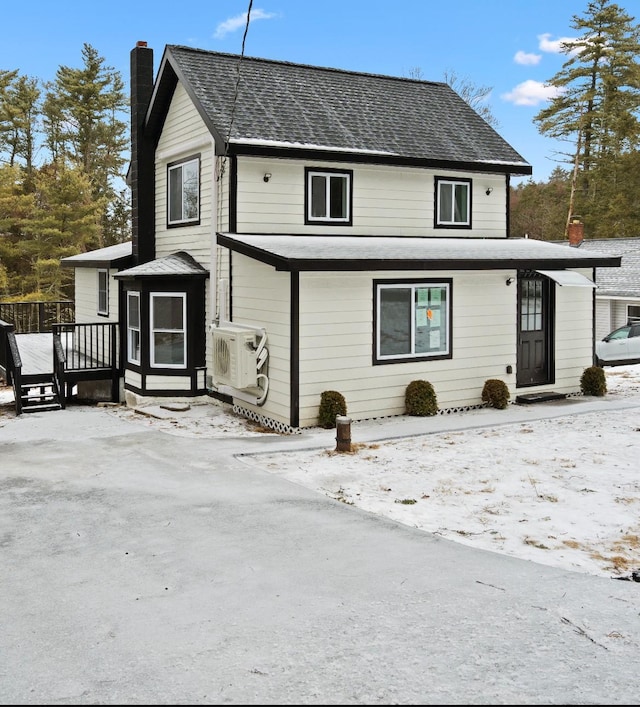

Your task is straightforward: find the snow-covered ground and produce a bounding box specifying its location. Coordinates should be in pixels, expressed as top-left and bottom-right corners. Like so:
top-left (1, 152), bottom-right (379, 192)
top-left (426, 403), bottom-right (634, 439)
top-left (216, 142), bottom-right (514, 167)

top-left (2, 365), bottom-right (640, 580)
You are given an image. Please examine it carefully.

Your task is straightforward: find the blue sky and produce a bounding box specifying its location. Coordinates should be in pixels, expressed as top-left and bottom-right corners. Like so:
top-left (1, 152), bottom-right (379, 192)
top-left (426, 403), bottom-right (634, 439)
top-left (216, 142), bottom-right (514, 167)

top-left (0, 0), bottom-right (604, 184)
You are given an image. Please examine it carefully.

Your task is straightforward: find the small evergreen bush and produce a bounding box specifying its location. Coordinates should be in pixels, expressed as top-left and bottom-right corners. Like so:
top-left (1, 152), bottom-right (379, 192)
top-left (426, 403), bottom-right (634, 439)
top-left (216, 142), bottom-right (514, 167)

top-left (405, 380), bottom-right (438, 417)
top-left (318, 390), bottom-right (347, 428)
top-left (580, 365), bottom-right (606, 397)
top-left (481, 378), bottom-right (510, 410)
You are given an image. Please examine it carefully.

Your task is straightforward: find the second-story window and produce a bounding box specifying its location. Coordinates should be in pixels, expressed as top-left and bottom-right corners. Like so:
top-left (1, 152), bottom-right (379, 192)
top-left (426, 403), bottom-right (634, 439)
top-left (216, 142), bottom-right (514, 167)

top-left (168, 155), bottom-right (200, 226)
top-left (435, 177), bottom-right (471, 228)
top-left (305, 168), bottom-right (352, 225)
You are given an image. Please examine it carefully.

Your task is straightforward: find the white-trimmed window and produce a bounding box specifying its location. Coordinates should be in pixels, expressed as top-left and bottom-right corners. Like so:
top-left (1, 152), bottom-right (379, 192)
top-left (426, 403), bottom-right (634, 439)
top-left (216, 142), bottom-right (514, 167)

top-left (97, 269), bottom-right (109, 316)
top-left (628, 305), bottom-right (640, 321)
top-left (150, 293), bottom-right (186, 368)
top-left (127, 291), bottom-right (141, 365)
top-left (168, 155), bottom-right (200, 226)
top-left (306, 168), bottom-right (352, 224)
top-left (375, 280), bottom-right (451, 362)
top-left (435, 177), bottom-right (471, 227)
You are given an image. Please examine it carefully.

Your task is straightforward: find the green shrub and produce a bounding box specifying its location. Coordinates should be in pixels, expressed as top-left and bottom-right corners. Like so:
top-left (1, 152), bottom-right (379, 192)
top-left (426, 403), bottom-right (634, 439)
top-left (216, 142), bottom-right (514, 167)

top-left (318, 390), bottom-right (347, 428)
top-left (580, 365), bottom-right (607, 397)
top-left (481, 378), bottom-right (510, 410)
top-left (405, 380), bottom-right (438, 417)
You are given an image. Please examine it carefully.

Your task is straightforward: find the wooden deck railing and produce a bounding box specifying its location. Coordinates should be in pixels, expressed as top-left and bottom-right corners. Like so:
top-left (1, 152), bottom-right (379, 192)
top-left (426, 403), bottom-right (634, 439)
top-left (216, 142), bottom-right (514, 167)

top-left (52, 322), bottom-right (120, 403)
top-left (53, 322), bottom-right (119, 371)
top-left (0, 301), bottom-right (75, 333)
top-left (0, 319), bottom-right (23, 414)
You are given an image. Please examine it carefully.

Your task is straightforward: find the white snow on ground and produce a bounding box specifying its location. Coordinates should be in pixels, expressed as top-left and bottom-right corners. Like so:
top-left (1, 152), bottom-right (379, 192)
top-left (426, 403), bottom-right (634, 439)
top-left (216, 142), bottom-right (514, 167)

top-left (2, 365), bottom-right (640, 580)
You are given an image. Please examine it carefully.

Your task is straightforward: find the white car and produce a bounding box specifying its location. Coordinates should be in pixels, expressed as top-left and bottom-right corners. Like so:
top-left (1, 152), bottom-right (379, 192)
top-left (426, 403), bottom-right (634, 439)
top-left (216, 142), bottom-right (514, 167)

top-left (595, 320), bottom-right (640, 367)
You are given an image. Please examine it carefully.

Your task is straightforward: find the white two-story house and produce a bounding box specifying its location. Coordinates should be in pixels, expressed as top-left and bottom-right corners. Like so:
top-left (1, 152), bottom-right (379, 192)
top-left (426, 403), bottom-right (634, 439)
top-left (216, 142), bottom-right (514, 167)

top-left (63, 42), bottom-right (620, 432)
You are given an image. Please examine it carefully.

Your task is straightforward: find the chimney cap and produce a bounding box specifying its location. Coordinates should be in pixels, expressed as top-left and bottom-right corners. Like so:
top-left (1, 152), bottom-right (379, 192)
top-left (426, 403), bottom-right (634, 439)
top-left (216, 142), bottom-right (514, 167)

top-left (136, 41), bottom-right (148, 48)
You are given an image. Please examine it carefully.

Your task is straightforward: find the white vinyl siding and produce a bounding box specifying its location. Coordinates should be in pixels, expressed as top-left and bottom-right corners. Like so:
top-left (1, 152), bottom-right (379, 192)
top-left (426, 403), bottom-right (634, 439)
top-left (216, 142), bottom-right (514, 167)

top-left (145, 375), bottom-right (192, 391)
top-left (594, 296), bottom-right (640, 341)
top-left (74, 268), bottom-right (119, 324)
top-left (216, 254), bottom-right (291, 426)
top-left (218, 256), bottom-right (600, 428)
top-left (296, 270), bottom-right (520, 426)
top-left (235, 157), bottom-right (506, 237)
top-left (551, 270), bottom-right (595, 390)
top-left (154, 82), bottom-right (215, 268)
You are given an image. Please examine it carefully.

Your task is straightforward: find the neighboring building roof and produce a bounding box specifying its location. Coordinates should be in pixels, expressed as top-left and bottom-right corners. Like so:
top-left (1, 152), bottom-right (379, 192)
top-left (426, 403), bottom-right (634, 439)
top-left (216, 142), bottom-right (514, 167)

top-left (216, 234), bottom-right (620, 272)
top-left (115, 251), bottom-right (208, 279)
top-left (148, 45), bottom-right (532, 175)
top-left (61, 242), bottom-right (132, 269)
top-left (573, 238), bottom-right (640, 298)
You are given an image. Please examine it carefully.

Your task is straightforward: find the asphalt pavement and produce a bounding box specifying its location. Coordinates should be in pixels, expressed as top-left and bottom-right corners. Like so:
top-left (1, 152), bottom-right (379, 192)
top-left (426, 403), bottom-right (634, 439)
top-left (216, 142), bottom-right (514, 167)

top-left (1, 397), bottom-right (640, 705)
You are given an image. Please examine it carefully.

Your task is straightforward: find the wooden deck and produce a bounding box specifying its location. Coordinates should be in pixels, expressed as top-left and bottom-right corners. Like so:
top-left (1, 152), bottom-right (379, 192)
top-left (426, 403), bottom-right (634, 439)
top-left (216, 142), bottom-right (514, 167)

top-left (15, 333), bottom-right (54, 375)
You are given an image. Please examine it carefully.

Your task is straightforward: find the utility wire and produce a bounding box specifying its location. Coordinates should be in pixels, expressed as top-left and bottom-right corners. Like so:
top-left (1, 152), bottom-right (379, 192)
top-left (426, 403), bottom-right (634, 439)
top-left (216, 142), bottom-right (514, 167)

top-left (219, 0), bottom-right (254, 182)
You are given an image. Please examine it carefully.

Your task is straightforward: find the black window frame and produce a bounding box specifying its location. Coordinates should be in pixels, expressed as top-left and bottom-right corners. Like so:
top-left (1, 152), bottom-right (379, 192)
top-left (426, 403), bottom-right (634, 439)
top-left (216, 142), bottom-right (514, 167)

top-left (434, 176), bottom-right (472, 229)
top-left (97, 268), bottom-right (109, 316)
top-left (304, 167), bottom-right (353, 226)
top-left (373, 278), bottom-right (453, 365)
top-left (149, 291), bottom-right (187, 369)
top-left (167, 154), bottom-right (201, 228)
top-left (127, 290), bottom-right (141, 365)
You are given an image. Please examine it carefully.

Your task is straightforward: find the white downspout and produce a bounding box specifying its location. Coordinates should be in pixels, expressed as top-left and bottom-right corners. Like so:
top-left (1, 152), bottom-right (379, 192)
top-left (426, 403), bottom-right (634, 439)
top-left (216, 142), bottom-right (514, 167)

top-left (209, 141), bottom-right (218, 332)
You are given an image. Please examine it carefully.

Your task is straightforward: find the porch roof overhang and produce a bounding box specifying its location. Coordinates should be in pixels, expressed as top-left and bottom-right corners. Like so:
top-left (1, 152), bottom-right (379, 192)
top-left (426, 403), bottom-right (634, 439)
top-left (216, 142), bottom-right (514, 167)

top-left (61, 241), bottom-right (133, 269)
top-left (536, 269), bottom-right (597, 288)
top-left (216, 234), bottom-right (621, 273)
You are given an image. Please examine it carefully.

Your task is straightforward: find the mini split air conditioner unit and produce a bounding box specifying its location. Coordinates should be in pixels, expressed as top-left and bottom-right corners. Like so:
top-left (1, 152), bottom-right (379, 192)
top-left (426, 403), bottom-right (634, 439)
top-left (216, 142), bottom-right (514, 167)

top-left (212, 326), bottom-right (258, 389)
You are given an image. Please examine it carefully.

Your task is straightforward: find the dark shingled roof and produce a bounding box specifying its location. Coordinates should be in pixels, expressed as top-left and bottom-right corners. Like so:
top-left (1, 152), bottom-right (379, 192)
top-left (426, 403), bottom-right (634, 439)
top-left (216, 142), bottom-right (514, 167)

top-left (115, 251), bottom-right (208, 279)
top-left (574, 238), bottom-right (640, 298)
top-left (155, 45), bottom-right (531, 174)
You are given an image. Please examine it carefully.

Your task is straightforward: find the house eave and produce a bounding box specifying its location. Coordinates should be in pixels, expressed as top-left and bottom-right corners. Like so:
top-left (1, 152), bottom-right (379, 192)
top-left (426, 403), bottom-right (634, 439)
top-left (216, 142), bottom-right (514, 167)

top-left (227, 142), bottom-right (533, 176)
top-left (217, 233), bottom-right (620, 273)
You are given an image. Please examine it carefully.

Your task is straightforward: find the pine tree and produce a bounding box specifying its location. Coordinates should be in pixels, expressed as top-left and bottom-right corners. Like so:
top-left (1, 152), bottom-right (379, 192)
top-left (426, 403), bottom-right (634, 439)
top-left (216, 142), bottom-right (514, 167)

top-left (533, 0), bottom-right (640, 233)
top-left (43, 43), bottom-right (129, 249)
top-left (0, 75), bottom-right (41, 186)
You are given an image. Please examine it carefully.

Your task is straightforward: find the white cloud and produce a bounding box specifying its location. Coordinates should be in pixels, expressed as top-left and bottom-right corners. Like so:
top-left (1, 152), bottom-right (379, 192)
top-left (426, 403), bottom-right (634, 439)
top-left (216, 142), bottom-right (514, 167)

top-left (538, 32), bottom-right (580, 55)
top-left (501, 79), bottom-right (564, 106)
top-left (214, 8), bottom-right (277, 40)
top-left (514, 50), bottom-right (541, 66)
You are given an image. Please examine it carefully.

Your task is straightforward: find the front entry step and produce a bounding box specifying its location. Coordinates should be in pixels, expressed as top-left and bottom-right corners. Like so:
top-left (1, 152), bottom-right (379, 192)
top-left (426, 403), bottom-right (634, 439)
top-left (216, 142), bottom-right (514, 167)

top-left (20, 374), bottom-right (62, 413)
top-left (515, 391), bottom-right (567, 405)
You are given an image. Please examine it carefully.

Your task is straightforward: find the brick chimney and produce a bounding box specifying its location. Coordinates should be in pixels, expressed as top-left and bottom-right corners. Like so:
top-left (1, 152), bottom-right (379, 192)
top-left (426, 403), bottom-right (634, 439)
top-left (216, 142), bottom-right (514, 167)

top-left (567, 216), bottom-right (584, 247)
top-left (130, 41), bottom-right (155, 265)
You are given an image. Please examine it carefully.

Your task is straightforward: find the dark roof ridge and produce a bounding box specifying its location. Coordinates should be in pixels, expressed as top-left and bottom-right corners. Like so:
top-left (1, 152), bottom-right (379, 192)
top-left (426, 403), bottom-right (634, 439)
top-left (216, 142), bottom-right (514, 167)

top-left (166, 44), bottom-right (447, 88)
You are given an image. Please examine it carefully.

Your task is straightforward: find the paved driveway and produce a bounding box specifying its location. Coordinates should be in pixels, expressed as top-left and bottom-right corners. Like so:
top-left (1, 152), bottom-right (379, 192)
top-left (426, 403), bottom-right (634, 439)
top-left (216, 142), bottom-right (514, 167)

top-left (1, 406), bottom-right (640, 705)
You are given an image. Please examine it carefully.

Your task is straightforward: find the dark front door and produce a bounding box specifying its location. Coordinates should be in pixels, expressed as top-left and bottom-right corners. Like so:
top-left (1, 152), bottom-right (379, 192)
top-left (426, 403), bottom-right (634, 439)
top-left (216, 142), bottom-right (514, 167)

top-left (517, 274), bottom-right (553, 387)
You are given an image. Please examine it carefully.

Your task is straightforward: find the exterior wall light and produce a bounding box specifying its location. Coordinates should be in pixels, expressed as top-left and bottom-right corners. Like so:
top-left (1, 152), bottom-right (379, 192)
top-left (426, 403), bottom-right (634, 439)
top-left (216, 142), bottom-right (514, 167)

top-left (263, 172), bottom-right (272, 182)
top-left (485, 187), bottom-right (493, 195)
top-left (506, 277), bottom-right (515, 286)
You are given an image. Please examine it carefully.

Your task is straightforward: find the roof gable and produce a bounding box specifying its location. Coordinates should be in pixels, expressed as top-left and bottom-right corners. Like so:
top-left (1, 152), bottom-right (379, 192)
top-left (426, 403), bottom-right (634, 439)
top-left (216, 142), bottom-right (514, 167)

top-left (147, 45), bottom-right (531, 175)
